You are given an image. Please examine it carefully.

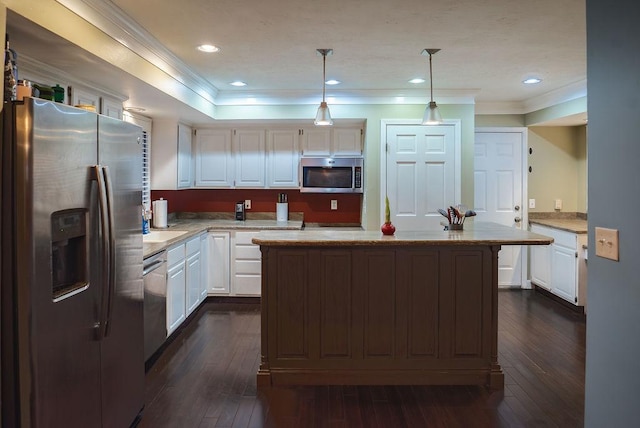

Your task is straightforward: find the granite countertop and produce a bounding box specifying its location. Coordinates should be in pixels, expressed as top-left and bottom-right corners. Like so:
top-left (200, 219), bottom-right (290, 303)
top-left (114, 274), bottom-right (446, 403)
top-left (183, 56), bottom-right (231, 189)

top-left (252, 222), bottom-right (553, 247)
top-left (529, 218), bottom-right (588, 234)
top-left (143, 218), bottom-right (304, 258)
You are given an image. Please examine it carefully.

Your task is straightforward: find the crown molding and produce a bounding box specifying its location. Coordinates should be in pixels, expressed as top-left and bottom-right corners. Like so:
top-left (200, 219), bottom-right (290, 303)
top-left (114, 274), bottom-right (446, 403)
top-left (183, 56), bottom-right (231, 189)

top-left (522, 79), bottom-right (587, 113)
top-left (19, 54), bottom-right (128, 101)
top-left (55, 0), bottom-right (218, 104)
top-left (214, 88), bottom-right (479, 106)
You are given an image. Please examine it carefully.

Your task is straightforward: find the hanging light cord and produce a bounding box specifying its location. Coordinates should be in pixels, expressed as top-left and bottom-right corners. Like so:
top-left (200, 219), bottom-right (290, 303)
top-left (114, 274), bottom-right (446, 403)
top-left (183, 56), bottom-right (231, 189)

top-left (322, 52), bottom-right (327, 103)
top-left (429, 52), bottom-right (434, 103)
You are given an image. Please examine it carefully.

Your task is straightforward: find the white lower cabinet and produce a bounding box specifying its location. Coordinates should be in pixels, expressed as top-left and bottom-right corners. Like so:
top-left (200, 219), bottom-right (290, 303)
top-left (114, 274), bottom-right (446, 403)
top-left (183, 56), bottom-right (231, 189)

top-left (208, 232), bottom-right (230, 295)
top-left (166, 243), bottom-right (186, 336)
top-left (166, 234), bottom-right (206, 336)
top-left (185, 235), bottom-right (202, 317)
top-left (530, 224), bottom-right (587, 306)
top-left (200, 233), bottom-right (209, 301)
top-left (207, 230), bottom-right (261, 296)
top-left (233, 231), bottom-right (262, 296)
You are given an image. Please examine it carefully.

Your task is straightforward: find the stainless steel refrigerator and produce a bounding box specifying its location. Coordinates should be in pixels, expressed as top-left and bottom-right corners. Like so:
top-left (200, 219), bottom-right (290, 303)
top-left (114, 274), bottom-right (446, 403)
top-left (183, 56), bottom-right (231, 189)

top-left (1, 97), bottom-right (145, 427)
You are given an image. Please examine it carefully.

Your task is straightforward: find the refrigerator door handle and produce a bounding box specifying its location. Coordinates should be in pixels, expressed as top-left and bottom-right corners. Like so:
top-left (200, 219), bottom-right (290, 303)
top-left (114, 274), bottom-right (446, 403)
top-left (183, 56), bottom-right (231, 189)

top-left (102, 165), bottom-right (117, 338)
top-left (93, 165), bottom-right (112, 340)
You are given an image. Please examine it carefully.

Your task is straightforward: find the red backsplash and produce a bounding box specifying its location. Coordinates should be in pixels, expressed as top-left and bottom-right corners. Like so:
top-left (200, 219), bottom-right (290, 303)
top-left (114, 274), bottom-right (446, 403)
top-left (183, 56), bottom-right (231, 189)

top-left (151, 189), bottom-right (362, 224)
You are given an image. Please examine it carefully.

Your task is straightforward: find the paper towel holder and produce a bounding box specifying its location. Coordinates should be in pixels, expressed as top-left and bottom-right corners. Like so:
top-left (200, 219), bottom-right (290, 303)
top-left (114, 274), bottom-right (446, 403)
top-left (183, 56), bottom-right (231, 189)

top-left (152, 198), bottom-right (169, 229)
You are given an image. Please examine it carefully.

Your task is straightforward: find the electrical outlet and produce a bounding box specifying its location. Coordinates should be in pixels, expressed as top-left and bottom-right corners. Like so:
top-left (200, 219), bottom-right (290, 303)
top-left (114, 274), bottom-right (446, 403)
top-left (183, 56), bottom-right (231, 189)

top-left (554, 199), bottom-right (562, 210)
top-left (331, 200), bottom-right (338, 210)
top-left (244, 199), bottom-right (251, 210)
top-left (529, 199), bottom-right (536, 209)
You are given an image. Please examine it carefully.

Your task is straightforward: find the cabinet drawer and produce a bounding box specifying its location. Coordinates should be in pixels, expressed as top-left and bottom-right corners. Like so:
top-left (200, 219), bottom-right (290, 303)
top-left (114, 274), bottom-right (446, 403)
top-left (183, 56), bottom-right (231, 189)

top-left (235, 231), bottom-right (259, 245)
top-left (234, 275), bottom-right (261, 295)
top-left (235, 259), bottom-right (261, 275)
top-left (185, 235), bottom-right (201, 256)
top-left (548, 228), bottom-right (576, 249)
top-left (167, 244), bottom-right (185, 268)
top-left (235, 245), bottom-right (261, 260)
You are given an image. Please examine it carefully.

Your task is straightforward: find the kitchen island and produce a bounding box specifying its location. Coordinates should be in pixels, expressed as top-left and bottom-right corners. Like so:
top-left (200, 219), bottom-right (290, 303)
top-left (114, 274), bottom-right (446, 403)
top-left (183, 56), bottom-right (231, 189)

top-left (252, 223), bottom-right (552, 390)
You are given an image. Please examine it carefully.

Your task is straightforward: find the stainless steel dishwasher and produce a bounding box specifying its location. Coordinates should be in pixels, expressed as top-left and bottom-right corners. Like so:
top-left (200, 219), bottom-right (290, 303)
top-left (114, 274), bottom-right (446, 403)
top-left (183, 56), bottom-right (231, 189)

top-left (143, 250), bottom-right (167, 361)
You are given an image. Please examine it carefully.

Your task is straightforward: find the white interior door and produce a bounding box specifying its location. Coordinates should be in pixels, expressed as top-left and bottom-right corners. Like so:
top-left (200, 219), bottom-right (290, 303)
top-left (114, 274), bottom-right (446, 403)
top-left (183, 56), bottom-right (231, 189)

top-left (385, 122), bottom-right (460, 231)
top-left (474, 128), bottom-right (527, 288)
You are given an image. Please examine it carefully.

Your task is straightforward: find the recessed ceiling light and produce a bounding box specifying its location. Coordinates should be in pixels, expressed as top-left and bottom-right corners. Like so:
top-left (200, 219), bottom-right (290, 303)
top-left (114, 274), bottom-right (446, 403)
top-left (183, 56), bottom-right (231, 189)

top-left (325, 79), bottom-right (341, 85)
top-left (230, 81), bottom-right (247, 87)
top-left (523, 77), bottom-right (542, 84)
top-left (197, 44), bottom-right (220, 53)
top-left (409, 78), bottom-right (426, 84)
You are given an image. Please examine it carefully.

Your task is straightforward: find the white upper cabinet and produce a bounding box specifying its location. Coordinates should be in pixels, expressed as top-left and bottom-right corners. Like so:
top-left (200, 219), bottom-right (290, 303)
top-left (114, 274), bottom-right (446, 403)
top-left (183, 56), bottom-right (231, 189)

top-left (267, 129), bottom-right (300, 188)
top-left (301, 126), bottom-right (363, 157)
top-left (194, 129), bottom-right (234, 188)
top-left (234, 129), bottom-right (266, 188)
top-left (300, 127), bottom-right (332, 157)
top-left (151, 120), bottom-right (193, 190)
top-left (177, 124), bottom-right (193, 189)
top-left (333, 128), bottom-right (363, 156)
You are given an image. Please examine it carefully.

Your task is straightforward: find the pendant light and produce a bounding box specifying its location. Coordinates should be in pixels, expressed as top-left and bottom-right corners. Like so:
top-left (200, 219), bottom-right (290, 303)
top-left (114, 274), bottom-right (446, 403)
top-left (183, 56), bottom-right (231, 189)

top-left (421, 48), bottom-right (443, 125)
top-left (314, 48), bottom-right (333, 126)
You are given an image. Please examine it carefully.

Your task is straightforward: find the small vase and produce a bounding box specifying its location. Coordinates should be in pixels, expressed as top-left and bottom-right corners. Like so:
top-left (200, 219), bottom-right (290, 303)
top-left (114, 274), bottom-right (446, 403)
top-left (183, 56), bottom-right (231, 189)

top-left (381, 222), bottom-right (396, 235)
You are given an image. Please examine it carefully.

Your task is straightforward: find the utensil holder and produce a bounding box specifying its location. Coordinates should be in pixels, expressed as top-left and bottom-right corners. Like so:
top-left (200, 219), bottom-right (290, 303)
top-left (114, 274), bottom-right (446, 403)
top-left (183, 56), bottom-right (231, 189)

top-left (276, 203), bottom-right (288, 222)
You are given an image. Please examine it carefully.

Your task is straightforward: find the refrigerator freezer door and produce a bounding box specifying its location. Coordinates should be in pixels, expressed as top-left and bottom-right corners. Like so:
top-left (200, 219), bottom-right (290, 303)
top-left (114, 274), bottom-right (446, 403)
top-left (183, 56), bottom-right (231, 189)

top-left (97, 115), bottom-right (145, 428)
top-left (13, 98), bottom-right (103, 427)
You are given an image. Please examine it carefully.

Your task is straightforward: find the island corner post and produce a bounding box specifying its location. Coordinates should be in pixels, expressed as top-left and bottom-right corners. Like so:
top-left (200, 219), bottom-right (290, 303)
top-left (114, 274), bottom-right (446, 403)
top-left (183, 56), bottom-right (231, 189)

top-left (253, 226), bottom-right (552, 390)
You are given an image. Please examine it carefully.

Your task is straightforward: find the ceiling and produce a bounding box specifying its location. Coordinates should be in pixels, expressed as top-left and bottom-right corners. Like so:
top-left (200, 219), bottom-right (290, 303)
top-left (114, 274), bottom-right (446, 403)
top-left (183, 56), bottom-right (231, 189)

top-left (7, 0), bottom-right (587, 125)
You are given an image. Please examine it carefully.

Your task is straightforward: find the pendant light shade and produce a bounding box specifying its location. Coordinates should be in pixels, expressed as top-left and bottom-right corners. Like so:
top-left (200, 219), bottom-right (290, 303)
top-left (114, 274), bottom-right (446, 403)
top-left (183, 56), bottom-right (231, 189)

top-left (314, 49), bottom-right (333, 126)
top-left (421, 48), bottom-right (443, 125)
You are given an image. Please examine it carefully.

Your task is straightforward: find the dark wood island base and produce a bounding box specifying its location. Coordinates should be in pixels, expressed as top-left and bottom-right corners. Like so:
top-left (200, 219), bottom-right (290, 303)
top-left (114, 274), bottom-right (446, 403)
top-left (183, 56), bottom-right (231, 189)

top-left (253, 225), bottom-right (552, 390)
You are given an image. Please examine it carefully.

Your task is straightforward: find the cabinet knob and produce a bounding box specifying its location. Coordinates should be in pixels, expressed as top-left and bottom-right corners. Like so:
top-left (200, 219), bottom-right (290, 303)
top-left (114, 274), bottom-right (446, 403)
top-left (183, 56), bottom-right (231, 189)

top-left (514, 205), bottom-right (520, 211)
top-left (514, 216), bottom-right (521, 223)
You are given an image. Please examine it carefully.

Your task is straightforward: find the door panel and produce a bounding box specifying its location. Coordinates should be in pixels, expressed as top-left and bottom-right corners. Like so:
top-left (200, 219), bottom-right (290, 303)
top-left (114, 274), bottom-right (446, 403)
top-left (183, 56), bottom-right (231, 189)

top-left (387, 124), bottom-right (457, 231)
top-left (15, 99), bottom-right (102, 427)
top-left (474, 129), bottom-right (526, 287)
top-left (97, 115), bottom-right (144, 427)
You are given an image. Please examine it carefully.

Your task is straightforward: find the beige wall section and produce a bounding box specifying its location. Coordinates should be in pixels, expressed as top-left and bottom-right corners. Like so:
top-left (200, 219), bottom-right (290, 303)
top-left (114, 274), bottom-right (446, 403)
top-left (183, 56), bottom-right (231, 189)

top-left (217, 103), bottom-right (476, 231)
top-left (528, 126), bottom-right (587, 213)
top-left (575, 125), bottom-right (588, 213)
top-left (475, 114), bottom-right (525, 127)
top-left (525, 97), bottom-right (587, 126)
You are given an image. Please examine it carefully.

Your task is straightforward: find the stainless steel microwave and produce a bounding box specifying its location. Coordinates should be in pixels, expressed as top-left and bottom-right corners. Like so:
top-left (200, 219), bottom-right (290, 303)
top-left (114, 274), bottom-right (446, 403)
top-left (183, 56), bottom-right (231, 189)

top-left (300, 157), bottom-right (364, 193)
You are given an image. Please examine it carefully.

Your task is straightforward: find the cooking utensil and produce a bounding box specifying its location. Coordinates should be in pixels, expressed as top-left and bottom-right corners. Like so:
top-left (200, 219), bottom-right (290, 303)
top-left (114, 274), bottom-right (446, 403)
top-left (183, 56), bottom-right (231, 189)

top-left (438, 208), bottom-right (449, 220)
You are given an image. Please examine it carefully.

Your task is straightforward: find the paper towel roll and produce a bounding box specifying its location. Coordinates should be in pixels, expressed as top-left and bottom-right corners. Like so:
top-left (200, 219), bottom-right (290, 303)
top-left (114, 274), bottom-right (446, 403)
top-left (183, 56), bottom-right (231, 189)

top-left (276, 203), bottom-right (288, 223)
top-left (153, 198), bottom-right (168, 228)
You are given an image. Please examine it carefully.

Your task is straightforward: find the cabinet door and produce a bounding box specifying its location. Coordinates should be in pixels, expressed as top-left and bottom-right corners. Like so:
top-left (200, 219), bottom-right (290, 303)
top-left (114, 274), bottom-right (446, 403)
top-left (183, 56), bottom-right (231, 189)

top-left (185, 251), bottom-right (201, 316)
top-left (551, 243), bottom-right (578, 304)
top-left (233, 231), bottom-right (262, 296)
top-left (208, 232), bottom-right (230, 294)
top-left (200, 233), bottom-right (209, 301)
top-left (333, 128), bottom-right (362, 156)
top-left (100, 97), bottom-right (123, 119)
top-left (70, 86), bottom-right (100, 109)
top-left (166, 262), bottom-right (186, 335)
top-left (194, 129), bottom-right (234, 187)
top-left (530, 225), bottom-right (551, 290)
top-left (234, 129), bottom-right (266, 187)
top-left (177, 123), bottom-right (193, 188)
top-left (267, 129), bottom-right (300, 188)
top-left (301, 128), bottom-right (331, 157)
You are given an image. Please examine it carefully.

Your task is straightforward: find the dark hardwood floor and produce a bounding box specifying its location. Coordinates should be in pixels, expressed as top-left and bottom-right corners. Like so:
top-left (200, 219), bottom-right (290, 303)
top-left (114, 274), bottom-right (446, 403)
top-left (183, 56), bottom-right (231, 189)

top-left (138, 290), bottom-right (585, 427)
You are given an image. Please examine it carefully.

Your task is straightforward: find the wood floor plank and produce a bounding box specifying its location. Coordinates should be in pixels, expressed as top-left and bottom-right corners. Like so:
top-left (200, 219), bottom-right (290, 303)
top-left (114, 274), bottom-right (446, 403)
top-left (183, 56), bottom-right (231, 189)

top-left (139, 291), bottom-right (585, 428)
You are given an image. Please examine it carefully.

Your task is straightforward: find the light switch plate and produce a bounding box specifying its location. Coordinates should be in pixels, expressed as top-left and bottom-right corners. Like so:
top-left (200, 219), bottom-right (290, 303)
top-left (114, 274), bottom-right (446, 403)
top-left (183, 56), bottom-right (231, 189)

top-left (529, 199), bottom-right (536, 209)
top-left (331, 200), bottom-right (338, 210)
top-left (595, 227), bottom-right (619, 261)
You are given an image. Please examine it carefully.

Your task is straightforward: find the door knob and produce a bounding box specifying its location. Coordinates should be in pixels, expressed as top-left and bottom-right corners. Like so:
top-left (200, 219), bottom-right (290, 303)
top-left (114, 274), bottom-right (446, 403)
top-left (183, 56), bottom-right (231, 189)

top-left (514, 216), bottom-right (521, 223)
top-left (514, 205), bottom-right (520, 211)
